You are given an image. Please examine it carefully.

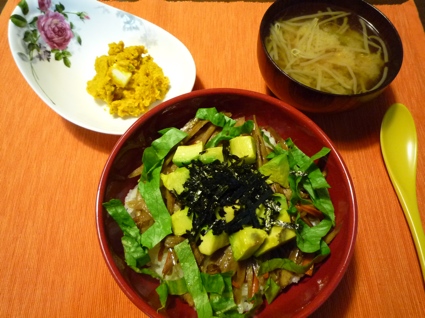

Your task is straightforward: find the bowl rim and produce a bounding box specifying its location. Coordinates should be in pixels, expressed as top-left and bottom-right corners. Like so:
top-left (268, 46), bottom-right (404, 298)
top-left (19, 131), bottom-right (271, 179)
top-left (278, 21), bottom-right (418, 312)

top-left (259, 0), bottom-right (404, 98)
top-left (96, 87), bottom-right (358, 317)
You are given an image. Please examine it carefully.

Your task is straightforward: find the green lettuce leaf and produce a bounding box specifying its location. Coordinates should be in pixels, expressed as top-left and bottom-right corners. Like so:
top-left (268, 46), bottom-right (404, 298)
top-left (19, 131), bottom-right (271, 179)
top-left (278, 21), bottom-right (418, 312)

top-left (195, 107), bottom-right (254, 148)
top-left (285, 139), bottom-right (329, 172)
top-left (296, 218), bottom-right (333, 253)
top-left (264, 277), bottom-right (280, 304)
top-left (152, 277), bottom-right (189, 310)
top-left (103, 199), bottom-right (150, 270)
top-left (196, 107), bottom-right (236, 127)
top-left (138, 127), bottom-right (188, 249)
top-left (156, 282), bottom-right (169, 310)
top-left (306, 166), bottom-right (330, 189)
top-left (310, 146), bottom-right (331, 161)
top-left (209, 272), bottom-right (238, 315)
top-left (201, 273), bottom-right (225, 294)
top-left (138, 163), bottom-right (173, 249)
top-left (141, 127), bottom-right (187, 181)
top-left (303, 179), bottom-right (335, 224)
top-left (258, 257), bottom-right (310, 275)
top-left (258, 241), bottom-right (330, 276)
top-left (174, 240), bottom-right (213, 318)
top-left (162, 273), bottom-right (226, 296)
top-left (165, 278), bottom-right (188, 295)
top-left (274, 138), bottom-right (335, 252)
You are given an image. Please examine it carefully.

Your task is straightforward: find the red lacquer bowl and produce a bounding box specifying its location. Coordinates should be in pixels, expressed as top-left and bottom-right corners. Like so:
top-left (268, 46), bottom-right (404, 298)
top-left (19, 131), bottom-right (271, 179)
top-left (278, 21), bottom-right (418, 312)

top-left (96, 88), bottom-right (357, 317)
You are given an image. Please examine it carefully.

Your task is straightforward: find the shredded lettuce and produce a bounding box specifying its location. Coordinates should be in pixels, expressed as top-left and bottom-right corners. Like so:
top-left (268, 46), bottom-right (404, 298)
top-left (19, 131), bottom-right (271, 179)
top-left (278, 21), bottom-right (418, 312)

top-left (264, 277), bottom-right (280, 304)
top-left (195, 107), bottom-right (254, 148)
top-left (267, 138), bottom-right (335, 253)
top-left (165, 278), bottom-right (187, 295)
top-left (138, 163), bottom-right (173, 249)
top-left (195, 107), bottom-right (236, 127)
top-left (103, 199), bottom-right (150, 270)
top-left (209, 272), bottom-right (238, 315)
top-left (310, 146), bottom-right (331, 161)
top-left (296, 218), bottom-right (333, 253)
top-left (303, 179), bottom-right (335, 224)
top-left (201, 273), bottom-right (226, 294)
top-left (258, 257), bottom-right (311, 275)
top-left (157, 272), bottom-right (238, 316)
top-left (138, 127), bottom-right (188, 249)
top-left (174, 239), bottom-right (213, 318)
top-left (159, 272), bottom-right (227, 297)
top-left (156, 282), bottom-right (169, 310)
top-left (141, 127), bottom-right (187, 180)
top-left (104, 127), bottom-right (187, 268)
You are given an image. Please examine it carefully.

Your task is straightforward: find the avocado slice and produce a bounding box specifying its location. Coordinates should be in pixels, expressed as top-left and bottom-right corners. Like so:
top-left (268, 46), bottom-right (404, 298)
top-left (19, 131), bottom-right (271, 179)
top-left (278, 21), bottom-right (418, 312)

top-left (161, 167), bottom-right (190, 195)
top-left (171, 207), bottom-right (192, 236)
top-left (215, 205), bottom-right (237, 223)
top-left (229, 226), bottom-right (268, 261)
top-left (198, 230), bottom-right (229, 256)
top-left (254, 194), bottom-right (296, 257)
top-left (199, 146), bottom-right (224, 164)
top-left (259, 153), bottom-right (290, 188)
top-left (222, 205), bottom-right (236, 223)
top-left (229, 136), bottom-right (256, 164)
top-left (254, 223), bottom-right (296, 257)
top-left (172, 142), bottom-right (203, 167)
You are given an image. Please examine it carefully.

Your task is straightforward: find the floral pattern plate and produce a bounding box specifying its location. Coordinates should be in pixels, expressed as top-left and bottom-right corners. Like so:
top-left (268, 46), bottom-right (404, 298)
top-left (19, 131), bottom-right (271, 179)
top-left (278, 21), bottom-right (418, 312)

top-left (8, 0), bottom-right (196, 135)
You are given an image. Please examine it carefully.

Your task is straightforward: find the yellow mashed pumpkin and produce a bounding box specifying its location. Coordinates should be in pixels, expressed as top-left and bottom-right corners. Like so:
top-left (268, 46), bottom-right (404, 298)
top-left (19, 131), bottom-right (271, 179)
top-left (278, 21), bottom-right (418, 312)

top-left (86, 41), bottom-right (170, 117)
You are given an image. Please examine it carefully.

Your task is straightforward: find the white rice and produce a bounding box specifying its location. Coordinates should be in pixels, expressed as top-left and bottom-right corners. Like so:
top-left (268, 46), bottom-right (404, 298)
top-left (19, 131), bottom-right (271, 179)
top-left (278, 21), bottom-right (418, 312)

top-left (124, 186), bottom-right (139, 217)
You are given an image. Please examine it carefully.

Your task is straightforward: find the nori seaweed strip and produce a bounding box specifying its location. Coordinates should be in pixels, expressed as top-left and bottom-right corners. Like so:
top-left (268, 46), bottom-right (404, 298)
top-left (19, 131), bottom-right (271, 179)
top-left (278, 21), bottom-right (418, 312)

top-left (175, 158), bottom-right (281, 239)
top-left (222, 188), bottom-right (273, 234)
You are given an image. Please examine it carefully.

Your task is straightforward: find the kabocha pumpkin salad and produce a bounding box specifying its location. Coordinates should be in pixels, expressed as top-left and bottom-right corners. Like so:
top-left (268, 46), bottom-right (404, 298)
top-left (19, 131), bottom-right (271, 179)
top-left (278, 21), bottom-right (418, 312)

top-left (103, 108), bottom-right (338, 317)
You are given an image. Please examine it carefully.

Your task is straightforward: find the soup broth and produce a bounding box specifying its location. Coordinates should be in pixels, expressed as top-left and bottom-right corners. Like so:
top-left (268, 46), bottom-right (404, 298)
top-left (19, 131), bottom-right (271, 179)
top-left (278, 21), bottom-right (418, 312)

top-left (265, 8), bottom-right (388, 95)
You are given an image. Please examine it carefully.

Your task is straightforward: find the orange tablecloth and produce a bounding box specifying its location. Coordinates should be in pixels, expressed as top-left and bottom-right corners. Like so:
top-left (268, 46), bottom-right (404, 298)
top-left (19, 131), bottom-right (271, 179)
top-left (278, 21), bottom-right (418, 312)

top-left (1, 0), bottom-right (424, 317)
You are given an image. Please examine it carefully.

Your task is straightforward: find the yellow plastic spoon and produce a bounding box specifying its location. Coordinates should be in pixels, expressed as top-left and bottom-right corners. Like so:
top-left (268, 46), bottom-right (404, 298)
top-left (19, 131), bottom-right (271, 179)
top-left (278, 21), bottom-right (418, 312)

top-left (380, 103), bottom-right (425, 282)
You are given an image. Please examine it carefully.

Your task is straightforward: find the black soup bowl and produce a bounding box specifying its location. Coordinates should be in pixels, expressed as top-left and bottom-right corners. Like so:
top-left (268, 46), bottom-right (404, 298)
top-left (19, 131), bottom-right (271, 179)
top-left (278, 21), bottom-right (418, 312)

top-left (257, 0), bottom-right (403, 113)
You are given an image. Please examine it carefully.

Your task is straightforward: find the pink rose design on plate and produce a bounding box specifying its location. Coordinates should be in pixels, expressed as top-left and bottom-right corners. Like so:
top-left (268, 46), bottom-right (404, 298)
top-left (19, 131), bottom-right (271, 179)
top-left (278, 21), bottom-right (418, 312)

top-left (37, 11), bottom-right (73, 50)
top-left (11, 0), bottom-right (89, 69)
top-left (38, 0), bottom-right (52, 12)
top-left (10, 0), bottom-right (90, 103)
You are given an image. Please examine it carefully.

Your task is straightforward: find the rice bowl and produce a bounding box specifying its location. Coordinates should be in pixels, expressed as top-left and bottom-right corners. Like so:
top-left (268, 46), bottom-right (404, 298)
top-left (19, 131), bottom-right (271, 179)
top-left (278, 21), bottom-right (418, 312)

top-left (96, 88), bottom-right (358, 317)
